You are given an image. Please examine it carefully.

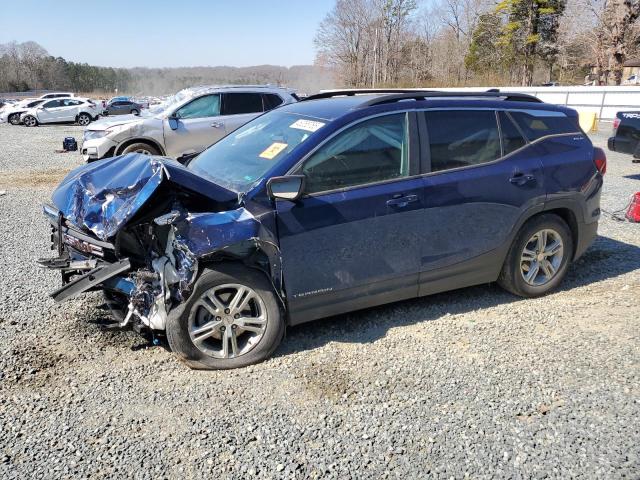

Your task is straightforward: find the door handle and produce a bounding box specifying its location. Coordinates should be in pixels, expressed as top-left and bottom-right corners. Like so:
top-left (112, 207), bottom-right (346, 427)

top-left (211, 122), bottom-right (223, 128)
top-left (509, 173), bottom-right (536, 186)
top-left (386, 194), bottom-right (419, 208)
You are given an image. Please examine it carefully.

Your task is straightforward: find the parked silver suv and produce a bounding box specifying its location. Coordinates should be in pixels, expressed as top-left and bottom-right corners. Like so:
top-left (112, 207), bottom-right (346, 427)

top-left (81, 85), bottom-right (298, 161)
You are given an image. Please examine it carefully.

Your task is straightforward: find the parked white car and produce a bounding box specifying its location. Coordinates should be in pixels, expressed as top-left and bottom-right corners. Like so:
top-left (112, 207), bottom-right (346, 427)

top-left (0, 98), bottom-right (45, 125)
top-left (20, 98), bottom-right (101, 127)
top-left (624, 74), bottom-right (640, 85)
top-left (81, 85), bottom-right (298, 161)
top-left (38, 92), bottom-right (75, 99)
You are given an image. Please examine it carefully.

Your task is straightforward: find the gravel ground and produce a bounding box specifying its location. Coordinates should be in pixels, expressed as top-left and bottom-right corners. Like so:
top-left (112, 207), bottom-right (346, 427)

top-left (0, 122), bottom-right (638, 479)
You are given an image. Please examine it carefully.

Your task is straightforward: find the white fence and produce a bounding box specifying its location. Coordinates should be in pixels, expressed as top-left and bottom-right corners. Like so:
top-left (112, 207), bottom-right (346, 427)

top-left (324, 86), bottom-right (640, 121)
top-left (424, 86), bottom-right (640, 121)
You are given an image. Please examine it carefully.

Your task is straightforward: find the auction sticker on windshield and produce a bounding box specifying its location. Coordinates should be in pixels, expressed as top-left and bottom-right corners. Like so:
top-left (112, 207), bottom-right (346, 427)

top-left (259, 142), bottom-right (288, 160)
top-left (290, 119), bottom-right (325, 132)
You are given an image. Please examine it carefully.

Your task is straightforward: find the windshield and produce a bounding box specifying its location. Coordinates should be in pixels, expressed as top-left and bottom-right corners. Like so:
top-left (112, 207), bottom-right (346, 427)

top-left (146, 89), bottom-right (194, 116)
top-left (189, 111), bottom-right (326, 191)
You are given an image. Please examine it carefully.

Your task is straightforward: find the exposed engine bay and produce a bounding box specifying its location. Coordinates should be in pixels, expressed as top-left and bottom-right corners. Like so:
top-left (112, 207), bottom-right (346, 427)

top-left (39, 153), bottom-right (283, 332)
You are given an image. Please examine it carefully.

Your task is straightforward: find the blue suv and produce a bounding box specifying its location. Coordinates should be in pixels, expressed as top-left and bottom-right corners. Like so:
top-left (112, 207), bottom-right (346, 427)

top-left (40, 90), bottom-right (605, 369)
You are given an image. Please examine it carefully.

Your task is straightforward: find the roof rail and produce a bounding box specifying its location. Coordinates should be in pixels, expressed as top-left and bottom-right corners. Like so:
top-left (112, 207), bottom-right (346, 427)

top-left (301, 89), bottom-right (436, 101)
top-left (357, 90), bottom-right (542, 108)
top-left (302, 88), bottom-right (542, 105)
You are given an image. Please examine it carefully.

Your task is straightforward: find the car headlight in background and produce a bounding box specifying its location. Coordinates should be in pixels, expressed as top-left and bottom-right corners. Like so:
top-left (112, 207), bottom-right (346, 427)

top-left (83, 130), bottom-right (107, 141)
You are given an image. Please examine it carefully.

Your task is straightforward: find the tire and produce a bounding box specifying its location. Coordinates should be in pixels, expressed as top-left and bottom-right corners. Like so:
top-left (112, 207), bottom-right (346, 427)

top-left (166, 264), bottom-right (284, 370)
top-left (8, 113), bottom-right (20, 125)
top-left (120, 142), bottom-right (160, 156)
top-left (498, 214), bottom-right (573, 298)
top-left (130, 109), bottom-right (139, 116)
top-left (23, 115), bottom-right (38, 127)
top-left (77, 113), bottom-right (92, 126)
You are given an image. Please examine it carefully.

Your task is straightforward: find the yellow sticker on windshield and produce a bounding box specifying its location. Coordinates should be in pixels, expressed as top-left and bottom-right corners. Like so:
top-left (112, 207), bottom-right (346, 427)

top-left (259, 142), bottom-right (288, 160)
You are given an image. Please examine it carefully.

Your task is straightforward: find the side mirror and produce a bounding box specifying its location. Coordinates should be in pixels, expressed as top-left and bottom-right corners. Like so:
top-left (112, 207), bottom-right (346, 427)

top-left (168, 114), bottom-right (179, 130)
top-left (266, 175), bottom-right (305, 201)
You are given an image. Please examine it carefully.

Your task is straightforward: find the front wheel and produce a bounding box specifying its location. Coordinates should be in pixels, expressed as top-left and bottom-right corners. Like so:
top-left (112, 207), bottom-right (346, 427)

top-left (8, 113), bottom-right (21, 125)
top-left (120, 142), bottom-right (159, 156)
top-left (166, 264), bottom-right (284, 369)
top-left (23, 115), bottom-right (38, 127)
top-left (498, 214), bottom-right (573, 298)
top-left (77, 113), bottom-right (92, 126)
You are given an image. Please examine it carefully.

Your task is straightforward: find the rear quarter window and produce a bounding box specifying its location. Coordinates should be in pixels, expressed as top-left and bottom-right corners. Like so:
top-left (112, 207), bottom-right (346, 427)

top-left (509, 110), bottom-right (579, 140)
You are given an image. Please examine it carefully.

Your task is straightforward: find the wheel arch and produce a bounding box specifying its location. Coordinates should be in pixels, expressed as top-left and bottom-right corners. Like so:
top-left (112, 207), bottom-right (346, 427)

top-left (115, 137), bottom-right (166, 156)
top-left (510, 205), bottom-right (581, 261)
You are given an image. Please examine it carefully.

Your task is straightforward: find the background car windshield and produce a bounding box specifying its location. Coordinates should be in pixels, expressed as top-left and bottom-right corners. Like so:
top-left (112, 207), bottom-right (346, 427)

top-left (189, 111), bottom-right (324, 191)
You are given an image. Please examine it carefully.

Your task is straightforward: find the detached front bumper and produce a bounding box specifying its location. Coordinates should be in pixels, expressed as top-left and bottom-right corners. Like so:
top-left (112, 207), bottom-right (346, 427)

top-left (39, 204), bottom-right (134, 302)
top-left (81, 137), bottom-right (117, 162)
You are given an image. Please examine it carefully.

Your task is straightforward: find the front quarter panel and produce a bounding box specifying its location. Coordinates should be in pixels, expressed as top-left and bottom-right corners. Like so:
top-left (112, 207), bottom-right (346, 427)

top-left (111, 118), bottom-right (165, 155)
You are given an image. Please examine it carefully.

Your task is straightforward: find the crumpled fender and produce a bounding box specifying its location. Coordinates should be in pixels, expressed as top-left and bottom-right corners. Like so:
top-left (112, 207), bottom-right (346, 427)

top-left (171, 203), bottom-right (283, 298)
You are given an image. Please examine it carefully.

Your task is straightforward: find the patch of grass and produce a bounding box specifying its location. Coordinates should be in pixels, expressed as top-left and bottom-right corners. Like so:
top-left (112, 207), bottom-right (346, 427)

top-left (0, 168), bottom-right (71, 187)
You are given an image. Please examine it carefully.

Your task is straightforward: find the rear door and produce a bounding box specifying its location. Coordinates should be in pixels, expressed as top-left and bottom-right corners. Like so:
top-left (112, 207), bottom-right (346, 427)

top-left (163, 94), bottom-right (223, 157)
top-left (417, 109), bottom-right (546, 294)
top-left (276, 112), bottom-right (423, 323)
top-left (59, 99), bottom-right (83, 121)
top-left (220, 92), bottom-right (265, 134)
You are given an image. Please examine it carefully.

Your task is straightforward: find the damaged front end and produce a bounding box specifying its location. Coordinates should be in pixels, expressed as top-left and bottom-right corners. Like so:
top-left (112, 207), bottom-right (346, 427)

top-left (39, 153), bottom-right (280, 333)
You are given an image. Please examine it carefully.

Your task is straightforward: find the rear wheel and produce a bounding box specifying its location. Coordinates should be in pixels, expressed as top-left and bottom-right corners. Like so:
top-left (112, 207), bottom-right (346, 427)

top-left (498, 214), bottom-right (573, 297)
top-left (8, 113), bottom-right (21, 125)
top-left (130, 109), bottom-right (139, 115)
top-left (23, 115), bottom-right (37, 127)
top-left (166, 264), bottom-right (284, 370)
top-left (120, 142), bottom-right (159, 156)
top-left (77, 113), bottom-right (92, 126)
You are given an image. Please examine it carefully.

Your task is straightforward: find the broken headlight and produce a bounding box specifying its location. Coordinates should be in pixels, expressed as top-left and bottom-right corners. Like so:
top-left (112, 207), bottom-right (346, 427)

top-left (83, 130), bottom-right (108, 142)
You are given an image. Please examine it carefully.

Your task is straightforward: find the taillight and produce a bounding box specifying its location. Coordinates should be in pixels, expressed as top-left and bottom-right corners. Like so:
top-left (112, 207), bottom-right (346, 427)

top-left (593, 147), bottom-right (607, 175)
top-left (613, 117), bottom-right (620, 130)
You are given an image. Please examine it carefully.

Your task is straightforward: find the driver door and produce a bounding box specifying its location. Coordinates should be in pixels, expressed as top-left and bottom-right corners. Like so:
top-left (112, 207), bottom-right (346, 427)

top-left (163, 94), bottom-right (225, 157)
top-left (38, 99), bottom-right (64, 122)
top-left (275, 112), bottom-right (424, 324)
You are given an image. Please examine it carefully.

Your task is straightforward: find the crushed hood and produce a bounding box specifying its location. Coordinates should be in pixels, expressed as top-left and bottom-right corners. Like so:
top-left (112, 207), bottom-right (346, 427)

top-left (51, 153), bottom-right (238, 241)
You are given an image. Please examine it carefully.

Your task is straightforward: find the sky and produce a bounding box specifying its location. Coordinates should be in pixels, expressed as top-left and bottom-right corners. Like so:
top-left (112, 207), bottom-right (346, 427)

top-left (0, 0), bottom-right (335, 68)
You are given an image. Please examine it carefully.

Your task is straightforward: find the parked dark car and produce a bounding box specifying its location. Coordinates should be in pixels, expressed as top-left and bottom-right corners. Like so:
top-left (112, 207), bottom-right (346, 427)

top-left (608, 111), bottom-right (640, 162)
top-left (103, 99), bottom-right (143, 116)
top-left (39, 90), bottom-right (604, 369)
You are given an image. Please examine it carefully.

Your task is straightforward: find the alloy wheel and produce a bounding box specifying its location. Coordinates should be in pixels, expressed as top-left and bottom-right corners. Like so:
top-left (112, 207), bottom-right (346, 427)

top-left (520, 229), bottom-right (564, 286)
top-left (78, 114), bottom-right (90, 126)
top-left (188, 283), bottom-right (267, 359)
top-left (24, 116), bottom-right (36, 127)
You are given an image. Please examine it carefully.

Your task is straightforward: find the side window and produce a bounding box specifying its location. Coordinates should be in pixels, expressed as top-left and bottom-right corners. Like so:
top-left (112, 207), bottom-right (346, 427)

top-left (424, 110), bottom-right (501, 172)
top-left (263, 94), bottom-right (284, 111)
top-left (499, 111), bottom-right (527, 155)
top-left (509, 110), bottom-right (579, 140)
top-left (300, 113), bottom-right (409, 194)
top-left (174, 94), bottom-right (221, 119)
top-left (43, 100), bottom-right (61, 108)
top-left (222, 93), bottom-right (264, 115)
top-left (63, 99), bottom-right (81, 107)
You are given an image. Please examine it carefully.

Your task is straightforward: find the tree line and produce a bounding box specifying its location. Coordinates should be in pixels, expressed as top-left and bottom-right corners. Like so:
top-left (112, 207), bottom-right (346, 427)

top-left (0, 41), bottom-right (334, 95)
top-left (0, 41), bottom-right (133, 94)
top-left (315, 0), bottom-right (640, 87)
